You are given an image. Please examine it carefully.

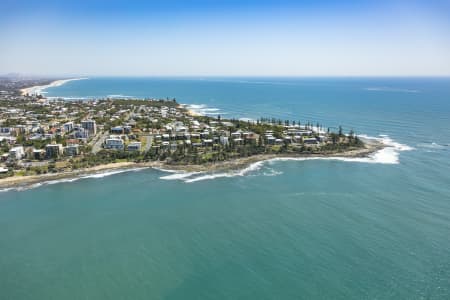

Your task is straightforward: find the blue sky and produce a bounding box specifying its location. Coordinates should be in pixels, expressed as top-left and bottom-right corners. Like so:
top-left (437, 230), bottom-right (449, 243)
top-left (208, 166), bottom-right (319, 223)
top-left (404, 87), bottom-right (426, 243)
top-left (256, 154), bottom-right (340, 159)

top-left (1, 0), bottom-right (449, 76)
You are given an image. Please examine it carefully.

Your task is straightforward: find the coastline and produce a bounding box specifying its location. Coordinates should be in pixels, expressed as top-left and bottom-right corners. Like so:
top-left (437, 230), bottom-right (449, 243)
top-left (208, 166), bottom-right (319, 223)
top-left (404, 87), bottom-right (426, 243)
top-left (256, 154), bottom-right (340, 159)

top-left (20, 77), bottom-right (88, 96)
top-left (178, 104), bottom-right (203, 117)
top-left (186, 109), bottom-right (202, 117)
top-left (0, 139), bottom-right (385, 190)
top-left (0, 161), bottom-right (162, 191)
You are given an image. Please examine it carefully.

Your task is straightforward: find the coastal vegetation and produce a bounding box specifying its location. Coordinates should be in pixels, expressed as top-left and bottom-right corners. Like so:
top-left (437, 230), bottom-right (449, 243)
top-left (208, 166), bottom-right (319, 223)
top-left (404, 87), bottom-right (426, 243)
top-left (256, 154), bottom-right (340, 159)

top-left (0, 87), bottom-right (368, 181)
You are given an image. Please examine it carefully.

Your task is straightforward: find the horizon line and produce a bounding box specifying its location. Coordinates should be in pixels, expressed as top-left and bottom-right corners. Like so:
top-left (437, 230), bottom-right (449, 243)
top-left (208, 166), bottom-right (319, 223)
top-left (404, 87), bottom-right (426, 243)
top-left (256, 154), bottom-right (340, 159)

top-left (3, 74), bottom-right (450, 79)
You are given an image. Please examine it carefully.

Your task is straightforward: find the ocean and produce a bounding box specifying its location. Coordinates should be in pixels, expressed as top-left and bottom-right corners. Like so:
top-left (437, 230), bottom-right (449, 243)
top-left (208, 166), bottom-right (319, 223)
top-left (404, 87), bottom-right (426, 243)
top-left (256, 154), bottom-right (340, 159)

top-left (1, 77), bottom-right (450, 299)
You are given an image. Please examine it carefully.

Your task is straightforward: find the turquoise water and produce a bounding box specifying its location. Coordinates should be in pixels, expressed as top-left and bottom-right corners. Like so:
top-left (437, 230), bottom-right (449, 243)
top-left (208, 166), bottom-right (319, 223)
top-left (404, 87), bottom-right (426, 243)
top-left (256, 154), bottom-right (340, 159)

top-left (1, 78), bottom-right (450, 299)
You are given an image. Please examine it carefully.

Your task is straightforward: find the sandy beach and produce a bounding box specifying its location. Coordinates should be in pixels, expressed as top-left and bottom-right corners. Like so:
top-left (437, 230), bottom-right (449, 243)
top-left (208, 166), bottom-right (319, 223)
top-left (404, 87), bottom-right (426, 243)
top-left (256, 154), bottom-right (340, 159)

top-left (0, 139), bottom-right (385, 190)
top-left (20, 78), bottom-right (88, 96)
top-left (0, 161), bottom-right (162, 190)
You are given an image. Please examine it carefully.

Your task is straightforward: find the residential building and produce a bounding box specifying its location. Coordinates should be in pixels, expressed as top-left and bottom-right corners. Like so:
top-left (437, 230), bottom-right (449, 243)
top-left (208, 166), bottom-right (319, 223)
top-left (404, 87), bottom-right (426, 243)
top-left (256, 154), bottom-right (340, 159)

top-left (81, 119), bottom-right (97, 135)
top-left (65, 144), bottom-right (80, 156)
top-left (304, 138), bottom-right (319, 145)
top-left (9, 146), bottom-right (25, 160)
top-left (0, 127), bottom-right (11, 136)
top-left (46, 144), bottom-right (64, 158)
top-left (33, 149), bottom-right (45, 160)
top-left (127, 142), bottom-right (141, 151)
top-left (63, 122), bottom-right (74, 132)
top-left (110, 126), bottom-right (124, 134)
top-left (105, 136), bottom-right (124, 150)
top-left (74, 128), bottom-right (89, 140)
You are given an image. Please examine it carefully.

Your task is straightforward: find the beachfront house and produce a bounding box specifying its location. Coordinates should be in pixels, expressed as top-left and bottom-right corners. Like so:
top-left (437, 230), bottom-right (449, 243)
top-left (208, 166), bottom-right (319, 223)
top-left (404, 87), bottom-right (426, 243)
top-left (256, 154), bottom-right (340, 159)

top-left (231, 131), bottom-right (242, 139)
top-left (45, 144), bottom-right (64, 158)
top-left (9, 146), bottom-right (25, 160)
top-left (266, 136), bottom-right (276, 145)
top-left (127, 142), bottom-right (141, 152)
top-left (64, 144), bottom-right (80, 156)
top-left (304, 138), bottom-right (319, 145)
top-left (317, 135), bottom-right (328, 143)
top-left (33, 149), bottom-right (45, 160)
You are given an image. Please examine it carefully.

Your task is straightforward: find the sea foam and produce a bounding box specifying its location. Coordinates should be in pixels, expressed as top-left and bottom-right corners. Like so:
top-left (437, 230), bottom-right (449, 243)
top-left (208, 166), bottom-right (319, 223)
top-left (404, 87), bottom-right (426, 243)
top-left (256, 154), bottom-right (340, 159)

top-left (158, 135), bottom-right (413, 183)
top-left (365, 87), bottom-right (419, 93)
top-left (2, 136), bottom-right (413, 190)
top-left (107, 94), bottom-right (135, 98)
top-left (182, 160), bottom-right (265, 183)
top-left (184, 104), bottom-right (223, 116)
top-left (0, 167), bottom-right (147, 192)
top-left (159, 171), bottom-right (204, 180)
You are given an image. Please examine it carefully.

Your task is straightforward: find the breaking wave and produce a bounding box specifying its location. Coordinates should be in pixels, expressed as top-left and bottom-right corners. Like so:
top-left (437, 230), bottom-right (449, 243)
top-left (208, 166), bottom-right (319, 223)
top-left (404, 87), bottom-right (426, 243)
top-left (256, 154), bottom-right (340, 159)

top-left (184, 161), bottom-right (265, 183)
top-left (107, 94), bottom-right (135, 98)
top-left (47, 96), bottom-right (91, 100)
top-left (2, 135), bottom-right (414, 191)
top-left (0, 188), bottom-right (14, 193)
top-left (239, 117), bottom-right (257, 123)
top-left (159, 171), bottom-right (204, 180)
top-left (80, 168), bottom-right (146, 179)
top-left (417, 142), bottom-right (450, 152)
top-left (158, 135), bottom-right (413, 183)
top-left (0, 167), bottom-right (147, 192)
top-left (184, 104), bottom-right (223, 116)
top-left (365, 87), bottom-right (419, 93)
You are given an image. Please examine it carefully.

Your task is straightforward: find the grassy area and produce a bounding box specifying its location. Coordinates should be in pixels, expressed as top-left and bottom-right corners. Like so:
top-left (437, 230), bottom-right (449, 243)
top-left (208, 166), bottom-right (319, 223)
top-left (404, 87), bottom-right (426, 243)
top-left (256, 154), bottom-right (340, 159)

top-left (55, 161), bottom-right (69, 168)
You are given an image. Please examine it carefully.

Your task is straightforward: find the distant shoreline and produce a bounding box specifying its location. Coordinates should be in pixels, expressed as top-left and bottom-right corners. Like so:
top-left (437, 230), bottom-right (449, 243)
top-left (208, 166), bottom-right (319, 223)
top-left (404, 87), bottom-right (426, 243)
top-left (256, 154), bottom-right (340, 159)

top-left (20, 78), bottom-right (88, 96)
top-left (0, 138), bottom-right (384, 190)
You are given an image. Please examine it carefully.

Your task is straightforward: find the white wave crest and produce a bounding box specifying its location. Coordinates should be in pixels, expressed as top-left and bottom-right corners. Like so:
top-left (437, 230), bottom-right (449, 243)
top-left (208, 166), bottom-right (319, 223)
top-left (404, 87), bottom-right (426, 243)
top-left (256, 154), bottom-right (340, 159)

top-left (3, 136), bottom-right (414, 189)
top-left (45, 177), bottom-right (81, 185)
top-left (152, 167), bottom-right (180, 173)
top-left (159, 171), bottom-right (203, 180)
top-left (80, 167), bottom-right (146, 179)
top-left (416, 142), bottom-right (447, 150)
top-left (262, 168), bottom-right (283, 177)
top-left (107, 94), bottom-right (134, 98)
top-left (185, 104), bottom-right (223, 116)
top-left (365, 87), bottom-right (419, 93)
top-left (239, 118), bottom-right (257, 123)
top-left (194, 161), bottom-right (264, 182)
top-left (158, 134), bottom-right (413, 183)
top-left (0, 187), bottom-right (14, 193)
top-left (47, 96), bottom-right (91, 100)
top-left (162, 160), bottom-right (265, 183)
top-left (1, 167), bottom-right (147, 192)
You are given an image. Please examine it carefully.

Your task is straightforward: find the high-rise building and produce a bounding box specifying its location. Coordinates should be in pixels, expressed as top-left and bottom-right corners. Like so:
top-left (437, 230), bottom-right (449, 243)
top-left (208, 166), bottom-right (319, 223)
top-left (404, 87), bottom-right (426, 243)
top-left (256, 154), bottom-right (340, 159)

top-left (81, 120), bottom-right (97, 135)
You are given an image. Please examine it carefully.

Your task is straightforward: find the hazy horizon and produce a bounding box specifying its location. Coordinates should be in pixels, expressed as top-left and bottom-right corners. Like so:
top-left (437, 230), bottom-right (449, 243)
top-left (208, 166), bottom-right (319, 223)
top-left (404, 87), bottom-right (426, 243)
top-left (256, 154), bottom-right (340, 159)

top-left (1, 0), bottom-right (450, 77)
top-left (4, 74), bottom-right (450, 80)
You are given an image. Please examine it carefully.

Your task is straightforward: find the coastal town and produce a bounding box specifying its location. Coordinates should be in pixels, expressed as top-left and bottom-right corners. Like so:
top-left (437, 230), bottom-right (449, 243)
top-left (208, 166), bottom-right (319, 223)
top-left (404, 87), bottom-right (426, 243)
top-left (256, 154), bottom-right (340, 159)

top-left (0, 78), bottom-right (369, 182)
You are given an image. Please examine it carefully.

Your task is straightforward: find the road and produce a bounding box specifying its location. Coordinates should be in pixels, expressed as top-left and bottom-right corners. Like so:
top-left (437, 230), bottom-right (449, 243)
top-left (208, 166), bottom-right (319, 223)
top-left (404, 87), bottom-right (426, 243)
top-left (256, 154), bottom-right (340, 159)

top-left (91, 131), bottom-right (109, 154)
top-left (143, 134), bottom-right (153, 152)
